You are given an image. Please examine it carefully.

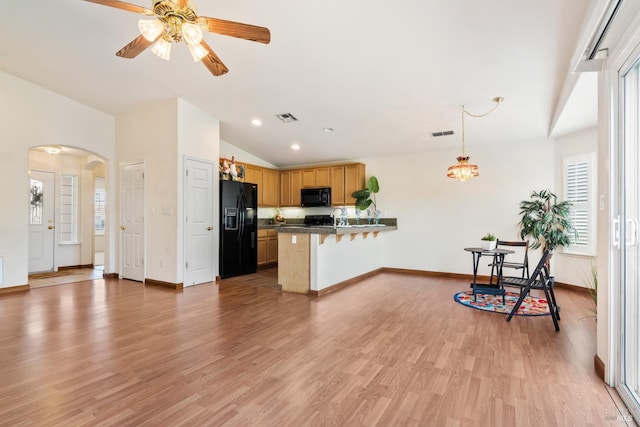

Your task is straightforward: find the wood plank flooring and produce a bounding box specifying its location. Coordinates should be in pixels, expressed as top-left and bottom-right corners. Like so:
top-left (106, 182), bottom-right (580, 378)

top-left (0, 270), bottom-right (634, 426)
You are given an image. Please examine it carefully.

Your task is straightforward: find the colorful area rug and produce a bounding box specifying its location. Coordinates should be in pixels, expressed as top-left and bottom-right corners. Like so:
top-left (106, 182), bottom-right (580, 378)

top-left (453, 291), bottom-right (551, 316)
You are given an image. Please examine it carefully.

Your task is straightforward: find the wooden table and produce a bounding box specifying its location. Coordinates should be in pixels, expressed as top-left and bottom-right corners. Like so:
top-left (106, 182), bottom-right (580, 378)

top-left (464, 247), bottom-right (514, 304)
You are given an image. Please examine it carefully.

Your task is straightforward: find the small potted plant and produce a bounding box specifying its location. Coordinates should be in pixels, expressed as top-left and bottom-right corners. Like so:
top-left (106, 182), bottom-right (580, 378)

top-left (481, 233), bottom-right (497, 250)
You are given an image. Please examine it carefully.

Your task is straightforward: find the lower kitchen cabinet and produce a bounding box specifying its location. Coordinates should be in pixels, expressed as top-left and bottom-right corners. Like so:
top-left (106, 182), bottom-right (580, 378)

top-left (258, 229), bottom-right (278, 267)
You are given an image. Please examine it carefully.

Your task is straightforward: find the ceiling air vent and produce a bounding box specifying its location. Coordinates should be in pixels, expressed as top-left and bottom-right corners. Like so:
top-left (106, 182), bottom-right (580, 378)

top-left (276, 113), bottom-right (298, 123)
top-left (431, 130), bottom-right (454, 137)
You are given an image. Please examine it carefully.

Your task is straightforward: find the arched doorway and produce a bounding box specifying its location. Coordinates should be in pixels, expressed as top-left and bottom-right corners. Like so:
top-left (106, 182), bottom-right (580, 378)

top-left (28, 146), bottom-right (109, 287)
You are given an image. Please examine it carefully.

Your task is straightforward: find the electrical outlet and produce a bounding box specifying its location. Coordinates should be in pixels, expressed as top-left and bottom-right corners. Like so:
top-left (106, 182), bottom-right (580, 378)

top-left (292, 235), bottom-right (297, 244)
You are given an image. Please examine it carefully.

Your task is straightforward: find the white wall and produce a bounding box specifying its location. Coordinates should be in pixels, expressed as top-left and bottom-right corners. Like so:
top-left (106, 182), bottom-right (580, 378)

top-left (177, 99), bottom-right (220, 282)
top-left (358, 139), bottom-right (555, 278)
top-left (116, 99), bottom-right (179, 283)
top-left (553, 127), bottom-right (598, 286)
top-left (220, 140), bottom-right (277, 169)
top-left (0, 71), bottom-right (115, 288)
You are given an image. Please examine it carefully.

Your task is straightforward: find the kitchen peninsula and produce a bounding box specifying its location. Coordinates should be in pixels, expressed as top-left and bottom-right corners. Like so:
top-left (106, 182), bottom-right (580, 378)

top-left (276, 219), bottom-right (397, 295)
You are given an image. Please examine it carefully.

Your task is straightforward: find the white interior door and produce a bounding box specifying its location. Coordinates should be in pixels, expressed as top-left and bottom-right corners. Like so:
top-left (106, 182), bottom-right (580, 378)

top-left (184, 158), bottom-right (214, 286)
top-left (120, 162), bottom-right (145, 282)
top-left (29, 170), bottom-right (55, 273)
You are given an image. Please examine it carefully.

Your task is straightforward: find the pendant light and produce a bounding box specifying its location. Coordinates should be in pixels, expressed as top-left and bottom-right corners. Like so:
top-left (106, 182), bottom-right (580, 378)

top-left (447, 97), bottom-right (504, 181)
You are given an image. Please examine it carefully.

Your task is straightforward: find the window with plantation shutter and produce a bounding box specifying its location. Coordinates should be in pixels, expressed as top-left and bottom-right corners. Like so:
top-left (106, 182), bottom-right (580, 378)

top-left (563, 152), bottom-right (596, 255)
top-left (60, 174), bottom-right (78, 244)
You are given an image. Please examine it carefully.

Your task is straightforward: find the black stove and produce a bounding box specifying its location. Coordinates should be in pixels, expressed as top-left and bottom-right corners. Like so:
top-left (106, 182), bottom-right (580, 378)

top-left (303, 214), bottom-right (333, 226)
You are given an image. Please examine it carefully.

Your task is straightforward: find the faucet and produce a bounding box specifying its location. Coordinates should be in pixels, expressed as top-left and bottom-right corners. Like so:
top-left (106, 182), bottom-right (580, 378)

top-left (333, 207), bottom-right (348, 227)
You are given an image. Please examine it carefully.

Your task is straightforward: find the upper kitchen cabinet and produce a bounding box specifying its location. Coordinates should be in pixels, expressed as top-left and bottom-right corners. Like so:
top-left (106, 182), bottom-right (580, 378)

top-left (315, 167), bottom-right (330, 187)
top-left (262, 169), bottom-right (279, 207)
top-left (344, 163), bottom-right (366, 206)
top-left (302, 169), bottom-right (316, 188)
top-left (330, 166), bottom-right (345, 205)
top-left (280, 169), bottom-right (302, 207)
top-left (278, 163), bottom-right (365, 207)
top-left (223, 159), bottom-right (279, 207)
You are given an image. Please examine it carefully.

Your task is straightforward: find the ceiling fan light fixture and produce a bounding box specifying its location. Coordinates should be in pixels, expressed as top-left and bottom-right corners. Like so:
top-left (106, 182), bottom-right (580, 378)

top-left (181, 22), bottom-right (203, 46)
top-left (188, 43), bottom-right (208, 61)
top-left (138, 19), bottom-right (164, 42)
top-left (152, 38), bottom-right (172, 60)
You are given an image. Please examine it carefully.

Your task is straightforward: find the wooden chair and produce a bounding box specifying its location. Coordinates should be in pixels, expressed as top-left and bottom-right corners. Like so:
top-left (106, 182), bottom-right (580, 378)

top-left (489, 240), bottom-right (529, 285)
top-left (503, 250), bottom-right (560, 331)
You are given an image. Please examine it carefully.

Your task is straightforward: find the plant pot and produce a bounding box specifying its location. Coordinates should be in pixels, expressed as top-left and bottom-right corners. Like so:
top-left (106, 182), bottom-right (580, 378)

top-left (481, 240), bottom-right (496, 250)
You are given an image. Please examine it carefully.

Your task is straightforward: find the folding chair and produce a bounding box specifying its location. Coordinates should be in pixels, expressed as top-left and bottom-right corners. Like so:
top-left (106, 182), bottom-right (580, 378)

top-left (503, 250), bottom-right (560, 331)
top-left (489, 240), bottom-right (529, 285)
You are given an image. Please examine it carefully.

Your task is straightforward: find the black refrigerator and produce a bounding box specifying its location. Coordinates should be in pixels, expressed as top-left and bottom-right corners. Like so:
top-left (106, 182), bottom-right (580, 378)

top-left (219, 180), bottom-right (258, 278)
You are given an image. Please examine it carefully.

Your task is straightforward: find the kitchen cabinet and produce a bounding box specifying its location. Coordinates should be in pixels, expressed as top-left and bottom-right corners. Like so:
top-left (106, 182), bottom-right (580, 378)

top-left (315, 167), bottom-right (330, 187)
top-left (279, 169), bottom-right (302, 207)
top-left (330, 166), bottom-right (346, 205)
top-left (278, 163), bottom-right (365, 207)
top-left (344, 163), bottom-right (366, 206)
top-left (302, 169), bottom-right (316, 188)
top-left (280, 171), bottom-right (291, 206)
top-left (262, 168), bottom-right (279, 207)
top-left (243, 164), bottom-right (262, 187)
top-left (225, 160), bottom-right (279, 207)
top-left (258, 229), bottom-right (278, 267)
top-left (290, 170), bottom-right (302, 206)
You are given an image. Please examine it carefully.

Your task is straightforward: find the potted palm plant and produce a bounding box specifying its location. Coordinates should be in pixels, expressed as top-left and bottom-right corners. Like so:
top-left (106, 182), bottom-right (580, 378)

top-left (518, 189), bottom-right (574, 272)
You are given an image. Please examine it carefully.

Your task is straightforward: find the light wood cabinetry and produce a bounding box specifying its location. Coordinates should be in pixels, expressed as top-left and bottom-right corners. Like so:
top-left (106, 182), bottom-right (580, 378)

top-left (266, 229), bottom-right (278, 264)
top-left (223, 158), bottom-right (365, 208)
top-left (262, 169), bottom-right (279, 207)
top-left (280, 171), bottom-right (291, 206)
top-left (330, 166), bottom-right (346, 206)
top-left (315, 167), bottom-right (330, 187)
top-left (290, 170), bottom-right (302, 206)
top-left (302, 169), bottom-right (316, 188)
top-left (280, 169), bottom-right (302, 207)
top-left (344, 163), bottom-right (366, 206)
top-left (243, 164), bottom-right (262, 187)
top-left (277, 163), bottom-right (365, 207)
top-left (222, 159), bottom-right (279, 207)
top-left (257, 229), bottom-right (278, 267)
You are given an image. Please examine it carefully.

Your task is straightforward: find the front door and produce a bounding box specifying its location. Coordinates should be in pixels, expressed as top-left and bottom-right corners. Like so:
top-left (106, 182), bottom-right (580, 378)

top-left (120, 162), bottom-right (145, 282)
top-left (28, 170), bottom-right (55, 273)
top-left (184, 158), bottom-right (215, 286)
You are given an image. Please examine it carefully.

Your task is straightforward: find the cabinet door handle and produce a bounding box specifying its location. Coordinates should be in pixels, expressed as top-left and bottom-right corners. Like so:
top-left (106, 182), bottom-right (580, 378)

top-left (207, 226), bottom-right (213, 231)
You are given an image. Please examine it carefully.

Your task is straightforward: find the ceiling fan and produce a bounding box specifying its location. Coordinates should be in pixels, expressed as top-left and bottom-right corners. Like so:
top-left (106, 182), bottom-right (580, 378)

top-left (83, 0), bottom-right (271, 76)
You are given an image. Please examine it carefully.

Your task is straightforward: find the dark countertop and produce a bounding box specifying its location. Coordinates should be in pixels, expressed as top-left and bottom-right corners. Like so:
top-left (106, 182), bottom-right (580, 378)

top-left (276, 224), bottom-right (397, 234)
top-left (259, 218), bottom-right (398, 234)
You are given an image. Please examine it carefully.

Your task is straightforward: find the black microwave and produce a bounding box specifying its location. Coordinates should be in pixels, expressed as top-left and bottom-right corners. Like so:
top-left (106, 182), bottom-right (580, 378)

top-left (301, 187), bottom-right (331, 207)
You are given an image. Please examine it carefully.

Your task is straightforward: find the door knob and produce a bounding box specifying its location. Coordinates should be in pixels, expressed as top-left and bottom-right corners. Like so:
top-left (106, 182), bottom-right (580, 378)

top-left (207, 226), bottom-right (213, 231)
top-left (120, 226), bottom-right (126, 230)
top-left (48, 225), bottom-right (54, 230)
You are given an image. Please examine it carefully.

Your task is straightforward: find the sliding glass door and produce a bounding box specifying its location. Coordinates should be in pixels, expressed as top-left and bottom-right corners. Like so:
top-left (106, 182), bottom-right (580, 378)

top-left (616, 49), bottom-right (640, 422)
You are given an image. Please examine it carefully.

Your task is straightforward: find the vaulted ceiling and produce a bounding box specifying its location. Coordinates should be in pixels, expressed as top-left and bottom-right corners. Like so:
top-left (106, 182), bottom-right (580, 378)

top-left (1, 1), bottom-right (597, 166)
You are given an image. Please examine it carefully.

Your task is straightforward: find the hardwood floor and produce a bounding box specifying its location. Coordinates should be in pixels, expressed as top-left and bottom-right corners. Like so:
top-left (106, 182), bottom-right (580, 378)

top-left (0, 270), bottom-right (634, 426)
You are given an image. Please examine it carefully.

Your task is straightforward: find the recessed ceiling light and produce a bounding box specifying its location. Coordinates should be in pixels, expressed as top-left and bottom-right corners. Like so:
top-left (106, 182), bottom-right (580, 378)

top-left (323, 127), bottom-right (334, 132)
top-left (251, 119), bottom-right (262, 126)
top-left (291, 143), bottom-right (300, 150)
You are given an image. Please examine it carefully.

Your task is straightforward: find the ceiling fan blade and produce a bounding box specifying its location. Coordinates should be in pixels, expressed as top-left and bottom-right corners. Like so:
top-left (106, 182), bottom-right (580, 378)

top-left (83, 0), bottom-right (153, 15)
top-left (200, 41), bottom-right (229, 76)
top-left (116, 35), bottom-right (155, 58)
top-left (202, 17), bottom-right (271, 44)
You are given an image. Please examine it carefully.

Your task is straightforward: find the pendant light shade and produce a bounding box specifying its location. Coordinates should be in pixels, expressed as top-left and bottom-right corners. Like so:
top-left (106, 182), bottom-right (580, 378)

top-left (446, 97), bottom-right (503, 182)
top-left (446, 156), bottom-right (479, 181)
